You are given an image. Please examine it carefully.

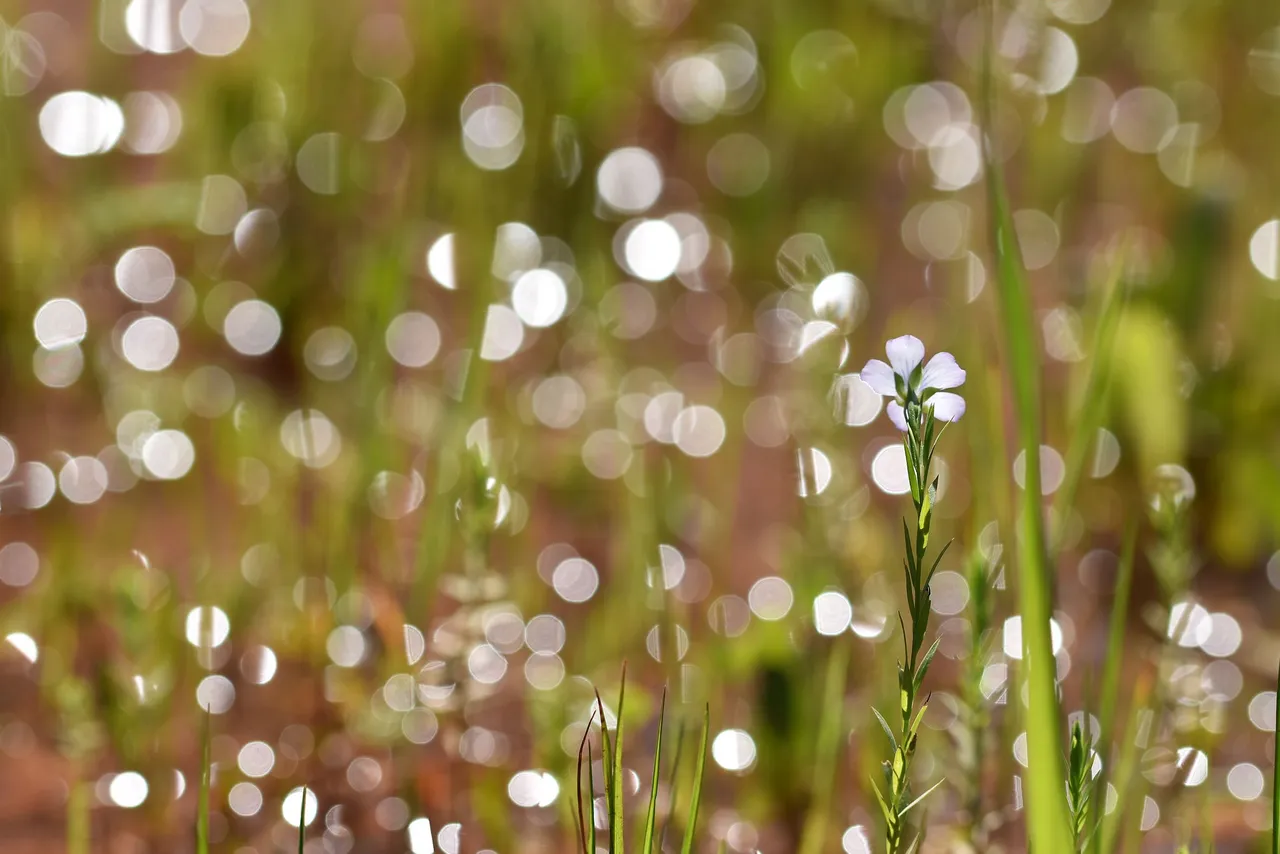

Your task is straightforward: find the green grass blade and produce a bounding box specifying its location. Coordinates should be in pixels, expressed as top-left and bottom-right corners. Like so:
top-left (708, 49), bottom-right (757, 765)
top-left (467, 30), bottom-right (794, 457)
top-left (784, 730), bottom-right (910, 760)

top-left (588, 742), bottom-right (598, 854)
top-left (1097, 521), bottom-right (1137, 755)
top-left (680, 704), bottom-right (710, 854)
top-left (612, 666), bottom-right (627, 854)
top-left (197, 705), bottom-right (211, 854)
top-left (67, 778), bottom-right (89, 854)
top-left (1051, 252), bottom-right (1128, 546)
top-left (641, 688), bottom-right (667, 854)
top-left (798, 639), bottom-right (850, 854)
top-left (658, 718), bottom-right (687, 851)
top-left (577, 709), bottom-right (596, 854)
top-left (1273, 655), bottom-right (1279, 854)
top-left (980, 1), bottom-right (1071, 846)
top-left (297, 786), bottom-right (307, 854)
top-left (1099, 672), bottom-right (1153, 854)
top-left (595, 689), bottom-right (615, 846)
top-left (1087, 519), bottom-right (1138, 854)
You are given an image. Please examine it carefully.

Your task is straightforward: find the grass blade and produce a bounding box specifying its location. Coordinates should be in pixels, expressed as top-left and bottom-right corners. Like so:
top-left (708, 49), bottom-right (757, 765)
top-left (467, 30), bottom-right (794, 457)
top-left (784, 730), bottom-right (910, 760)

top-left (576, 709), bottom-right (597, 854)
top-left (1088, 520), bottom-right (1138, 854)
top-left (1052, 251), bottom-right (1128, 545)
top-left (1099, 671), bottom-right (1153, 854)
top-left (197, 705), bottom-right (211, 854)
top-left (641, 688), bottom-right (667, 854)
top-left (798, 640), bottom-right (850, 854)
top-left (980, 1), bottom-right (1071, 846)
top-left (595, 689), bottom-right (615, 848)
top-left (1273, 655), bottom-right (1279, 854)
top-left (1097, 521), bottom-right (1137, 756)
top-left (658, 717), bottom-right (687, 851)
top-left (588, 743), bottom-right (598, 854)
top-left (297, 786), bottom-right (307, 854)
top-left (612, 665), bottom-right (628, 854)
top-left (680, 704), bottom-right (710, 854)
top-left (67, 778), bottom-right (89, 854)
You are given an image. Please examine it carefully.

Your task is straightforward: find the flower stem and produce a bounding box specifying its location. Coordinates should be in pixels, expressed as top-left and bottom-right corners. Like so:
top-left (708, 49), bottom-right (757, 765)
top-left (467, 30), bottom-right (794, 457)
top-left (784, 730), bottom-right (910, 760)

top-left (876, 403), bottom-right (948, 854)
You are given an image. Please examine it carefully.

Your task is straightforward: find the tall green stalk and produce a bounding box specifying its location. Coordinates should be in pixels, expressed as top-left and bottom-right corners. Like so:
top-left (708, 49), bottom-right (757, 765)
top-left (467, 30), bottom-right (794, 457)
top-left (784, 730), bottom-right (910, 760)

top-left (980, 0), bottom-right (1072, 847)
top-left (871, 404), bottom-right (949, 854)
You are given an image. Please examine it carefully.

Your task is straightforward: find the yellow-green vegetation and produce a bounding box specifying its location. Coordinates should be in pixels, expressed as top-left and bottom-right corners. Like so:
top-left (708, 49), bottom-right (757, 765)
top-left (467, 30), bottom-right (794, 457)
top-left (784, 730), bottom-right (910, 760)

top-left (1, 0), bottom-right (1280, 852)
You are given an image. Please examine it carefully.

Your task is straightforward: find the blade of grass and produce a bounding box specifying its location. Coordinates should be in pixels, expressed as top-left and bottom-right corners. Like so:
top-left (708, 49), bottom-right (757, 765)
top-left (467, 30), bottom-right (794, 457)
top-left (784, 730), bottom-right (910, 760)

top-left (576, 709), bottom-right (597, 854)
top-left (67, 777), bottom-right (89, 854)
top-left (980, 1), bottom-right (1072, 846)
top-left (1087, 521), bottom-right (1137, 854)
top-left (588, 743), bottom-right (598, 854)
top-left (1099, 671), bottom-right (1154, 854)
top-left (1273, 655), bottom-right (1279, 854)
top-left (613, 667), bottom-right (627, 854)
top-left (1097, 521), bottom-right (1137, 759)
top-left (798, 639), bottom-right (851, 854)
top-left (197, 705), bottom-right (211, 854)
top-left (641, 688), bottom-right (667, 854)
top-left (297, 786), bottom-right (307, 854)
top-left (1051, 249), bottom-right (1128, 547)
top-left (658, 717), bottom-right (687, 851)
top-left (680, 704), bottom-right (710, 854)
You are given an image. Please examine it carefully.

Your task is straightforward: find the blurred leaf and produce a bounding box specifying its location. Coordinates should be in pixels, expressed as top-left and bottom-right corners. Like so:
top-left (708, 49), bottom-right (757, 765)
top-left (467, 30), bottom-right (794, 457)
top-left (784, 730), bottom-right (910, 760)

top-left (981, 3), bottom-right (1072, 845)
top-left (1113, 307), bottom-right (1186, 474)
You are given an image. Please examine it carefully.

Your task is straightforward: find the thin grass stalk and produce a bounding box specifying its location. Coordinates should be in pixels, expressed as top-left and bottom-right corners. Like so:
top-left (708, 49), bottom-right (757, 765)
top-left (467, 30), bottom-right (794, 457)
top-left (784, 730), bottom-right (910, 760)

top-left (798, 639), bottom-right (851, 854)
top-left (588, 743), bottom-right (598, 854)
top-left (658, 718), bottom-right (688, 851)
top-left (1086, 521), bottom-right (1137, 854)
top-left (576, 709), bottom-right (597, 854)
top-left (612, 667), bottom-right (627, 854)
top-left (197, 706), bottom-right (211, 854)
top-left (680, 705), bottom-right (710, 854)
top-left (640, 689), bottom-right (667, 854)
top-left (1099, 671), bottom-right (1154, 854)
top-left (1273, 655), bottom-right (1280, 854)
top-left (297, 786), bottom-right (307, 854)
top-left (980, 0), bottom-right (1072, 846)
top-left (1051, 253), bottom-right (1128, 549)
top-left (67, 777), bottom-right (89, 854)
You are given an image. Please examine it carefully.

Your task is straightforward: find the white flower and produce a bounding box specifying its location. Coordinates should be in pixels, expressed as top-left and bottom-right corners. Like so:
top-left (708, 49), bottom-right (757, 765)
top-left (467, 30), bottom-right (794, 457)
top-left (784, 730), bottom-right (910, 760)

top-left (860, 335), bottom-right (966, 431)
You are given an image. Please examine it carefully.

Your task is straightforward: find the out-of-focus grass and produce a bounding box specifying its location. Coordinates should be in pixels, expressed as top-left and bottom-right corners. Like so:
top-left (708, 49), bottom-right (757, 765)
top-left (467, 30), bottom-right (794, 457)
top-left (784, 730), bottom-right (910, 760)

top-left (0, 0), bottom-right (1279, 851)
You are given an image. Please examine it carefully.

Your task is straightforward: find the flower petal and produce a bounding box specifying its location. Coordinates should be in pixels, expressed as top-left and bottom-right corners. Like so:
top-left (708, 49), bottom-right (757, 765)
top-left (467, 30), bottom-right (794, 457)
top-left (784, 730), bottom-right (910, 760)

top-left (885, 335), bottom-right (925, 379)
top-left (859, 360), bottom-right (897, 396)
top-left (928, 392), bottom-right (966, 422)
top-left (886, 401), bottom-right (908, 432)
top-left (921, 352), bottom-right (966, 391)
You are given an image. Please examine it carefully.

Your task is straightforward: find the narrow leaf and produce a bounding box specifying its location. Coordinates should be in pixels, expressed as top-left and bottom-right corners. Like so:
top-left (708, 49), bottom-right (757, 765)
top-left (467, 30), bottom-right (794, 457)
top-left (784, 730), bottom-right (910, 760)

top-left (197, 705), bottom-right (211, 854)
top-left (612, 666), bottom-right (628, 854)
top-left (872, 707), bottom-right (898, 753)
top-left (577, 709), bottom-right (598, 854)
top-left (798, 640), bottom-right (850, 854)
top-left (1273, 654), bottom-right (1280, 854)
top-left (1051, 244), bottom-right (1129, 541)
top-left (680, 704), bottom-right (710, 854)
top-left (297, 786), bottom-right (307, 854)
top-left (641, 689), bottom-right (667, 854)
top-left (588, 743), bottom-right (598, 854)
top-left (900, 777), bottom-right (946, 817)
top-left (980, 0), bottom-right (1072, 846)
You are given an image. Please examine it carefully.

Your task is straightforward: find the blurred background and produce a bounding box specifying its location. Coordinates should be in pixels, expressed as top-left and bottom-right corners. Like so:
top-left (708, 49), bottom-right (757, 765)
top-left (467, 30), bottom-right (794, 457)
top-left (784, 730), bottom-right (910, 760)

top-left (2, 0), bottom-right (1280, 852)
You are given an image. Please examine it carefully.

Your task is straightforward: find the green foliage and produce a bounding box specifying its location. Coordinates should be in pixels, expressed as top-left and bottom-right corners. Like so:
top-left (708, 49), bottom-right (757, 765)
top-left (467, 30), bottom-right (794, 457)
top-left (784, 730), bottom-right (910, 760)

top-left (197, 706), bottom-right (211, 854)
top-left (1274, 656), bottom-right (1280, 854)
top-left (798, 639), bottom-right (850, 854)
top-left (575, 671), bottom-right (709, 854)
top-left (981, 1), bottom-right (1071, 846)
top-left (871, 403), bottom-right (951, 854)
top-left (1067, 722), bottom-right (1091, 847)
top-left (298, 787), bottom-right (308, 854)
